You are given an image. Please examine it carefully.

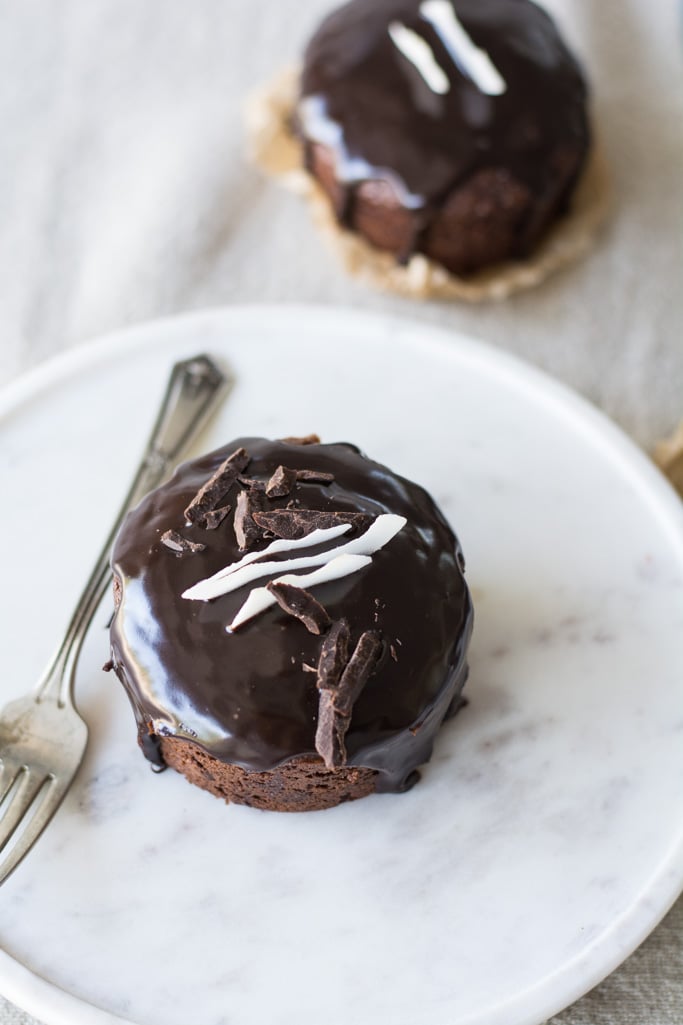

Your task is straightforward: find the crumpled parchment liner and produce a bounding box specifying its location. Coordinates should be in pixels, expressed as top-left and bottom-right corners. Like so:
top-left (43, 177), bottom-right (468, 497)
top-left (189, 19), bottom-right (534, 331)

top-left (654, 422), bottom-right (683, 497)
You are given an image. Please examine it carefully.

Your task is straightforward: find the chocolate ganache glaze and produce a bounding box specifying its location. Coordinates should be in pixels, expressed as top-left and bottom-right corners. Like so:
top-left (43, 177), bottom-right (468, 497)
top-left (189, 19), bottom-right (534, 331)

top-left (299, 0), bottom-right (590, 267)
top-left (109, 438), bottom-right (473, 794)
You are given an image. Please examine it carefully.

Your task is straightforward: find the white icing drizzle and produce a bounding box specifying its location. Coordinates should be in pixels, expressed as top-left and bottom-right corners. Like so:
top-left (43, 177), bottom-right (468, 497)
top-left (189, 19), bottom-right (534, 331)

top-left (229, 554), bottom-right (372, 631)
top-left (419, 0), bottom-right (507, 96)
top-left (181, 524), bottom-right (352, 601)
top-left (183, 514), bottom-right (406, 604)
top-left (388, 21), bottom-right (451, 95)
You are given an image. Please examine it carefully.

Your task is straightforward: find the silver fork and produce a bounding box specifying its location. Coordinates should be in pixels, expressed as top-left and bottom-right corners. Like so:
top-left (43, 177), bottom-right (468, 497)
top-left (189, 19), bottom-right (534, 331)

top-left (0, 353), bottom-right (227, 885)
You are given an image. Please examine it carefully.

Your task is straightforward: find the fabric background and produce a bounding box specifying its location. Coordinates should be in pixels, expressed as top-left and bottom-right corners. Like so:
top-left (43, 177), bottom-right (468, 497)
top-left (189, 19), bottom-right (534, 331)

top-left (0, 1), bottom-right (681, 1023)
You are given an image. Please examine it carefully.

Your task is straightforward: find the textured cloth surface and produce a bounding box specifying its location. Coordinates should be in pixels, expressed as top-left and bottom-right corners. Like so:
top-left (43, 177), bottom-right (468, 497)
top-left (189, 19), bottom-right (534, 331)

top-left (0, 1), bottom-right (681, 1023)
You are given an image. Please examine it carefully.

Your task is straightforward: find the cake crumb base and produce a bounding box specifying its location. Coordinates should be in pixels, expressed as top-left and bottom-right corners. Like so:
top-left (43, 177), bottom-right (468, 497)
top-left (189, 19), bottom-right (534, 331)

top-left (159, 736), bottom-right (378, 812)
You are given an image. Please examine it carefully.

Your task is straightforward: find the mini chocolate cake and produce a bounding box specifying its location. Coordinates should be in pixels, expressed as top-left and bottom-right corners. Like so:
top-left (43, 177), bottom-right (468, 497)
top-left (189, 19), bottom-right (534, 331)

top-left (298, 0), bottom-right (591, 275)
top-left (108, 437), bottom-right (473, 812)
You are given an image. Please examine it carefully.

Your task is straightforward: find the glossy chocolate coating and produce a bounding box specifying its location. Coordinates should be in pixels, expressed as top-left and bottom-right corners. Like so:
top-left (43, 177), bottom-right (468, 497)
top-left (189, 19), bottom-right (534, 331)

top-left (299, 0), bottom-right (590, 257)
top-left (109, 439), bottom-right (472, 793)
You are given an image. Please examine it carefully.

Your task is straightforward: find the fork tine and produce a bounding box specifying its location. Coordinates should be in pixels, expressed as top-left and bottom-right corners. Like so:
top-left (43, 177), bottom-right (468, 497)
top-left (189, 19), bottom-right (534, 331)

top-left (0, 776), bottom-right (62, 885)
top-left (0, 769), bottom-right (49, 857)
top-left (0, 759), bottom-right (25, 805)
top-left (0, 763), bottom-right (16, 806)
top-left (0, 766), bottom-right (28, 820)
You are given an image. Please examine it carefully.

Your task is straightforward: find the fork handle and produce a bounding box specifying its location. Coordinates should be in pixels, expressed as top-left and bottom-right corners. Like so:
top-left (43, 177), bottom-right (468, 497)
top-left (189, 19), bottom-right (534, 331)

top-left (37, 354), bottom-right (228, 705)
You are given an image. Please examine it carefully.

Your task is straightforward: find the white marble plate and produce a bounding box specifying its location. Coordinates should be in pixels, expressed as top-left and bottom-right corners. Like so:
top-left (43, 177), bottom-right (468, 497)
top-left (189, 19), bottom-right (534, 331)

top-left (1, 306), bottom-right (683, 1025)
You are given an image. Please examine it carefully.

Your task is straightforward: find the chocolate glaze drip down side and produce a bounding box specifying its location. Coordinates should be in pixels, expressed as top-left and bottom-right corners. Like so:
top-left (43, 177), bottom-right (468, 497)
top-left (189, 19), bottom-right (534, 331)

top-left (108, 438), bottom-right (473, 793)
top-left (299, 0), bottom-right (590, 258)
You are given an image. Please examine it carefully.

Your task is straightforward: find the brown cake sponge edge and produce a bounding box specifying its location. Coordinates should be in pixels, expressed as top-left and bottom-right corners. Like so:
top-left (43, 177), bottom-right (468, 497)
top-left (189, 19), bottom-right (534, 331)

top-left (159, 736), bottom-right (379, 812)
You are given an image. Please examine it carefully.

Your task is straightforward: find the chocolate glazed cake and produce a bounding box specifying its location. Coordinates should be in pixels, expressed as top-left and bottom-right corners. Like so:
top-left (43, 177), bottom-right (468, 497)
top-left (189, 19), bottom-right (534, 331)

top-left (298, 0), bottom-right (591, 275)
top-left (108, 437), bottom-right (473, 812)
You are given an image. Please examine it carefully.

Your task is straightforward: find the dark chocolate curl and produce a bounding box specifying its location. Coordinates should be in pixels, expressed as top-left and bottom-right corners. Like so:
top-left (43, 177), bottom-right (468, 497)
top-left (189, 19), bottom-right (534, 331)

top-left (335, 630), bottom-right (382, 716)
top-left (252, 509), bottom-right (372, 540)
top-left (160, 529), bottom-right (207, 556)
top-left (184, 447), bottom-right (249, 526)
top-left (265, 465), bottom-right (298, 498)
top-left (316, 619), bottom-right (350, 691)
top-left (234, 489), bottom-right (266, 550)
top-left (238, 475), bottom-right (267, 492)
top-left (315, 691), bottom-right (349, 769)
top-left (266, 582), bottom-right (332, 635)
top-left (203, 506), bottom-right (230, 531)
top-left (314, 624), bottom-right (381, 769)
top-left (280, 434), bottom-right (320, 445)
top-left (296, 469), bottom-right (335, 485)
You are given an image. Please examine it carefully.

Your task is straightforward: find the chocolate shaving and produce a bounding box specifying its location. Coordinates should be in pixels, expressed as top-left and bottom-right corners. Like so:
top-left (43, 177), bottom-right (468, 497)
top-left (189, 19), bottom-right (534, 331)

top-left (238, 475), bottom-right (267, 491)
top-left (252, 509), bottom-right (372, 540)
top-left (184, 447), bottom-right (249, 526)
top-left (265, 465), bottom-right (298, 498)
top-left (264, 466), bottom-right (335, 498)
top-left (314, 624), bottom-right (381, 768)
top-left (295, 469), bottom-right (335, 485)
top-left (335, 630), bottom-right (382, 716)
top-left (266, 582), bottom-right (332, 635)
top-left (202, 506), bottom-right (230, 531)
top-left (315, 691), bottom-right (348, 769)
top-left (316, 619), bottom-right (350, 691)
top-left (233, 488), bottom-right (267, 550)
top-left (160, 529), bottom-right (207, 555)
top-left (280, 434), bottom-right (320, 445)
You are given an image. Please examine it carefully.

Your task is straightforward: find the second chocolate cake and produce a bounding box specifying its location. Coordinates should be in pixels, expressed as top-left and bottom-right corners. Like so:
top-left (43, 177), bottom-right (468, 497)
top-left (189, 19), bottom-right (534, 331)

top-left (298, 0), bottom-right (591, 275)
top-left (108, 436), bottom-right (472, 811)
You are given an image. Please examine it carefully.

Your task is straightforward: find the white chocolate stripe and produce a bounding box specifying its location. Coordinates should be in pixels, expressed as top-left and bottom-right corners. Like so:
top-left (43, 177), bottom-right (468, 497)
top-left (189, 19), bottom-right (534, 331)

top-left (182, 514), bottom-right (406, 603)
top-left (419, 0), bottom-right (507, 96)
top-left (228, 554), bottom-right (372, 631)
top-left (181, 524), bottom-right (352, 600)
top-left (388, 21), bottom-right (451, 95)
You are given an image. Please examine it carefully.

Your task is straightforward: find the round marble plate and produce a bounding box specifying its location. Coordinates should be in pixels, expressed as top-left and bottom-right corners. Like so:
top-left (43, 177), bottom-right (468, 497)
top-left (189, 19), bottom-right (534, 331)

top-left (1, 306), bottom-right (682, 1025)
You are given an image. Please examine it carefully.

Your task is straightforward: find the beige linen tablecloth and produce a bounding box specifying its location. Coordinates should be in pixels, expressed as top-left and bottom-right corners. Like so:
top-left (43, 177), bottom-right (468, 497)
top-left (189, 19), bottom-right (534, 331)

top-left (1, 1), bottom-right (681, 1023)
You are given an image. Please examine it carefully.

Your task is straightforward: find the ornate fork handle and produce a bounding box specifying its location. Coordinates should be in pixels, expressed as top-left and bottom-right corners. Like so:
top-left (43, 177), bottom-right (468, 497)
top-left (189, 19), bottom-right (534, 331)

top-left (38, 354), bottom-right (227, 707)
